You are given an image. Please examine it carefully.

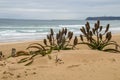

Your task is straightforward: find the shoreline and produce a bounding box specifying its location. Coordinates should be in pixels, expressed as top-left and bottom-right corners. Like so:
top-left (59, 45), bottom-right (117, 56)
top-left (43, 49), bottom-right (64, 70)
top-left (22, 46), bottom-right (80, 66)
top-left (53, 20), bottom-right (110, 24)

top-left (0, 32), bottom-right (120, 44)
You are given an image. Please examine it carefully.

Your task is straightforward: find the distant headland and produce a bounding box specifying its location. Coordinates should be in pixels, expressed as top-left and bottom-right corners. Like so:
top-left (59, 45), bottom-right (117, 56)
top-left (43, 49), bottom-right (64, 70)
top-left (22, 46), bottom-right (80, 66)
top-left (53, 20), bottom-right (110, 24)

top-left (86, 16), bottom-right (120, 20)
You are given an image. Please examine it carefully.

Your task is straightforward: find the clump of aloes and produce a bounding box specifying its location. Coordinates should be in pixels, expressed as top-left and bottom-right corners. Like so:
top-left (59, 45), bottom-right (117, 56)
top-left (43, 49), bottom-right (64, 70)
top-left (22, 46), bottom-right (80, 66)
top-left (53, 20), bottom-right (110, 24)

top-left (43, 28), bottom-right (78, 50)
top-left (79, 20), bottom-right (120, 53)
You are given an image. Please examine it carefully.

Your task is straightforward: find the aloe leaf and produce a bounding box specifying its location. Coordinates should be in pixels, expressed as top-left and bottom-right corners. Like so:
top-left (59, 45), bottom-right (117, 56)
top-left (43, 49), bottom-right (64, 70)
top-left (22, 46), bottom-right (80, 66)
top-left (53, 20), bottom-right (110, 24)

top-left (63, 48), bottom-right (71, 50)
top-left (48, 55), bottom-right (52, 60)
top-left (29, 53), bottom-right (38, 59)
top-left (103, 49), bottom-right (120, 53)
top-left (18, 57), bottom-right (29, 63)
top-left (47, 48), bottom-right (53, 54)
top-left (16, 51), bottom-right (29, 56)
top-left (102, 42), bottom-right (119, 49)
top-left (27, 46), bottom-right (42, 50)
top-left (25, 59), bottom-right (34, 66)
top-left (28, 43), bottom-right (46, 50)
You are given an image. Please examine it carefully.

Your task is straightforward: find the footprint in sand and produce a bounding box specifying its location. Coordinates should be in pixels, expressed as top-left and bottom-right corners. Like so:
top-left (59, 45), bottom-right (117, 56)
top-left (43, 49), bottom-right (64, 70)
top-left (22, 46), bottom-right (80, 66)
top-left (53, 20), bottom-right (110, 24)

top-left (67, 64), bottom-right (80, 68)
top-left (2, 71), bottom-right (14, 79)
top-left (38, 65), bottom-right (53, 68)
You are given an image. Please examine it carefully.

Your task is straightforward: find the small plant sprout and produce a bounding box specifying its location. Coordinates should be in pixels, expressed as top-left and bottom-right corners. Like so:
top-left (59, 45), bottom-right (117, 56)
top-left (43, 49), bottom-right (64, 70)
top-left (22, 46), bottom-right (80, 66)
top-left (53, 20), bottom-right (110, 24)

top-left (78, 20), bottom-right (120, 53)
top-left (11, 48), bottom-right (16, 57)
top-left (0, 51), bottom-right (4, 60)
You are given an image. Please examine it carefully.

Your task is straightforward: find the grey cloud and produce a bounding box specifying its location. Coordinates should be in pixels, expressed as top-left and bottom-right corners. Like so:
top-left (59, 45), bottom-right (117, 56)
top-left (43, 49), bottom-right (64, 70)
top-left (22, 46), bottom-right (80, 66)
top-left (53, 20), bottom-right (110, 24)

top-left (0, 0), bottom-right (120, 19)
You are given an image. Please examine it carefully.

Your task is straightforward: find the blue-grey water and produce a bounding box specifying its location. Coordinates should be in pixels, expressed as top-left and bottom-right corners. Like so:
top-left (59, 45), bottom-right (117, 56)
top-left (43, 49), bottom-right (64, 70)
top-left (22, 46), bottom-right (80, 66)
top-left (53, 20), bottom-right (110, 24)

top-left (0, 19), bottom-right (120, 42)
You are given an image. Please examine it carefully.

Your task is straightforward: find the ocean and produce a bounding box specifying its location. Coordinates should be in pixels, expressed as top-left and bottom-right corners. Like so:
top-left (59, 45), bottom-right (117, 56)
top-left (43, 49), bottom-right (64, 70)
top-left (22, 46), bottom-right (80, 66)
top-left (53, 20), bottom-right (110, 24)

top-left (0, 19), bottom-right (120, 42)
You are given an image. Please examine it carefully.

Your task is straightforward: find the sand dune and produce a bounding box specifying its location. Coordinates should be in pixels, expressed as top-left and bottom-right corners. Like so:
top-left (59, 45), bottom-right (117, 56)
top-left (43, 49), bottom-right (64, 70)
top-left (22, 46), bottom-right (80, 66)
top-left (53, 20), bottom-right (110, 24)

top-left (0, 34), bottom-right (120, 80)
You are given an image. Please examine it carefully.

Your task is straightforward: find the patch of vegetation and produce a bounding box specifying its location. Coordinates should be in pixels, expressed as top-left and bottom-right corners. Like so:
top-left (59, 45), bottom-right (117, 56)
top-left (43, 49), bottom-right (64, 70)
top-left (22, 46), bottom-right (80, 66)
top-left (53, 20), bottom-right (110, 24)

top-left (43, 28), bottom-right (78, 51)
top-left (16, 28), bottom-right (78, 66)
top-left (78, 20), bottom-right (120, 53)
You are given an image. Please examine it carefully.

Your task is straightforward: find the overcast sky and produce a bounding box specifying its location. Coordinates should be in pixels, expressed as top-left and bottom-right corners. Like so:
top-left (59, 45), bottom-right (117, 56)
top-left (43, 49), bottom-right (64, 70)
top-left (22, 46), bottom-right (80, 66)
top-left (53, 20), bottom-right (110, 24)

top-left (0, 0), bottom-right (120, 20)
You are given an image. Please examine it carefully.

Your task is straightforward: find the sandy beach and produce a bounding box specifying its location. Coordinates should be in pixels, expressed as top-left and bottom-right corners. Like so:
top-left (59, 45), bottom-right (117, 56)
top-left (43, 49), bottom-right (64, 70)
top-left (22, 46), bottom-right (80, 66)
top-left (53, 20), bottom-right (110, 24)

top-left (0, 34), bottom-right (120, 80)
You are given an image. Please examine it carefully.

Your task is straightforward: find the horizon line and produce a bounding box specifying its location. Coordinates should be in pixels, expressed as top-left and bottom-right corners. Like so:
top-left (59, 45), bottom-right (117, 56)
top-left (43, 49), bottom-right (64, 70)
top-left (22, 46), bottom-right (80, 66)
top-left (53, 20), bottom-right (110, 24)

top-left (0, 18), bottom-right (85, 21)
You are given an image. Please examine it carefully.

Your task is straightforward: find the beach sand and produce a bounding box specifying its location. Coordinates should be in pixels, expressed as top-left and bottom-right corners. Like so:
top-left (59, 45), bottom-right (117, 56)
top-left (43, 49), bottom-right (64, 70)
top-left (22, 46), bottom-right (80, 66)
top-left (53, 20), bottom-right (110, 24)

top-left (0, 34), bottom-right (120, 80)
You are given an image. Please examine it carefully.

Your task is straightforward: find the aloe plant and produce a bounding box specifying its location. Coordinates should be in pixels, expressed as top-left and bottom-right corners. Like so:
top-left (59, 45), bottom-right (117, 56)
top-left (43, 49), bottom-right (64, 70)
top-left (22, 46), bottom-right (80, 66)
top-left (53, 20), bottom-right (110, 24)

top-left (78, 20), bottom-right (120, 53)
top-left (16, 43), bottom-right (52, 66)
top-left (43, 28), bottom-right (78, 50)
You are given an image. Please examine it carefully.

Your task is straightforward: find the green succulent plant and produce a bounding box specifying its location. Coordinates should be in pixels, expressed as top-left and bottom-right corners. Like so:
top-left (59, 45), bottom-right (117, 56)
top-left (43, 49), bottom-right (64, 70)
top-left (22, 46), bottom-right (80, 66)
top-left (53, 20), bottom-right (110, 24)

top-left (43, 28), bottom-right (78, 51)
top-left (78, 20), bottom-right (120, 53)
